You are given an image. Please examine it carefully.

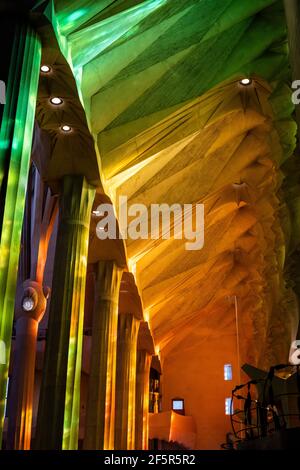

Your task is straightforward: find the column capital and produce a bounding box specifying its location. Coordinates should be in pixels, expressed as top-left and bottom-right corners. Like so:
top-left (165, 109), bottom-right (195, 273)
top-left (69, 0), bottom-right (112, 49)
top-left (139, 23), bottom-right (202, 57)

top-left (119, 272), bottom-right (143, 320)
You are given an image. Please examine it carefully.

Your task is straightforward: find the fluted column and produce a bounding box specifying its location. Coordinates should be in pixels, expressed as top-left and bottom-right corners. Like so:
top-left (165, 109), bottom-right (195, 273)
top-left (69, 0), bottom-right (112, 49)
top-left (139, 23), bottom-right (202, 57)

top-left (0, 21), bottom-right (41, 442)
top-left (35, 175), bottom-right (95, 450)
top-left (135, 349), bottom-right (152, 450)
top-left (84, 260), bottom-right (122, 450)
top-left (115, 313), bottom-right (140, 450)
top-left (6, 281), bottom-right (49, 449)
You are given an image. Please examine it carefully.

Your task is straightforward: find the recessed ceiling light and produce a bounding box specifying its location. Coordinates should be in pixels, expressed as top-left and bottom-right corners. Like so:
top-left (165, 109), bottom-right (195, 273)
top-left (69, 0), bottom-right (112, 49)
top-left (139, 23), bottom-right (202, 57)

top-left (40, 65), bottom-right (51, 73)
top-left (61, 124), bottom-right (72, 133)
top-left (50, 97), bottom-right (63, 105)
top-left (239, 78), bottom-right (252, 86)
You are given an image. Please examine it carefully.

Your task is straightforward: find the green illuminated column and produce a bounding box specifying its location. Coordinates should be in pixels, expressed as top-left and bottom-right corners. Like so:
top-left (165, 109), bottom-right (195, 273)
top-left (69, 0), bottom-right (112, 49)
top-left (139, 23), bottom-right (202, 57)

top-left (114, 313), bottom-right (140, 450)
top-left (0, 22), bottom-right (41, 443)
top-left (35, 175), bottom-right (95, 450)
top-left (135, 349), bottom-right (152, 450)
top-left (83, 261), bottom-right (123, 450)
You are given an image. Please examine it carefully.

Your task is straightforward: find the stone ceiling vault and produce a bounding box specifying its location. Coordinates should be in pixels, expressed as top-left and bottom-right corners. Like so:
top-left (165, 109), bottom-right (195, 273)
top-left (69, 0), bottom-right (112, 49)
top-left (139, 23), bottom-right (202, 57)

top-left (51, 0), bottom-right (300, 369)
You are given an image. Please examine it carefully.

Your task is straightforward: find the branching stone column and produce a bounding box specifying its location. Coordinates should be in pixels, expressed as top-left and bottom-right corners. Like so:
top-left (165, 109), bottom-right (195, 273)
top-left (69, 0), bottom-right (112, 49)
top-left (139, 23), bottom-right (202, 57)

top-left (84, 261), bottom-right (123, 450)
top-left (135, 322), bottom-right (154, 450)
top-left (114, 273), bottom-right (143, 450)
top-left (35, 175), bottom-right (95, 450)
top-left (0, 21), bottom-right (41, 442)
top-left (7, 281), bottom-right (49, 449)
top-left (115, 314), bottom-right (140, 450)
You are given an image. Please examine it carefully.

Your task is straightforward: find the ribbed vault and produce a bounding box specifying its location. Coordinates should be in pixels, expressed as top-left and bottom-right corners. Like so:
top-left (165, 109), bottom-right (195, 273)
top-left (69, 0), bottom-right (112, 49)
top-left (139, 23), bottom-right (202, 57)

top-left (53, 0), bottom-right (300, 370)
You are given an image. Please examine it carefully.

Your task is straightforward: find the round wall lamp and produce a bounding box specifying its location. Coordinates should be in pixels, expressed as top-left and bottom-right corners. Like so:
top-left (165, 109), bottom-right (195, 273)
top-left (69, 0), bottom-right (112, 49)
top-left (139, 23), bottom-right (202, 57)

top-left (239, 78), bottom-right (252, 86)
top-left (61, 124), bottom-right (72, 133)
top-left (50, 97), bottom-right (63, 105)
top-left (40, 65), bottom-right (51, 73)
top-left (22, 296), bottom-right (35, 312)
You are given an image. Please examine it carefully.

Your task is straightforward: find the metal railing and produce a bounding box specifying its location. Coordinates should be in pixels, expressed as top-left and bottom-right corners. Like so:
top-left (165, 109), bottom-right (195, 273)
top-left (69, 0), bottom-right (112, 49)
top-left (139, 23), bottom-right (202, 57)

top-left (225, 364), bottom-right (300, 448)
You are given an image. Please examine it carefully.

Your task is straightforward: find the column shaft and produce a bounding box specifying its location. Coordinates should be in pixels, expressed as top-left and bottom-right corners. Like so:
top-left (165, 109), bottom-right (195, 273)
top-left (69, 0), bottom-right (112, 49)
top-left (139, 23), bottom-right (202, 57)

top-left (135, 350), bottom-right (151, 450)
top-left (115, 313), bottom-right (140, 450)
top-left (84, 261), bottom-right (122, 450)
top-left (0, 21), bottom-right (41, 442)
top-left (35, 175), bottom-right (95, 449)
top-left (7, 317), bottom-right (38, 449)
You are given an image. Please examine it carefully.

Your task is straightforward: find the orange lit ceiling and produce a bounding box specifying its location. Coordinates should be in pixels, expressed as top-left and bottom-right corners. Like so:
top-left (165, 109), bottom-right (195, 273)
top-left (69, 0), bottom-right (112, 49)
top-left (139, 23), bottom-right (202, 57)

top-left (106, 79), bottom-right (298, 369)
top-left (52, 0), bottom-right (300, 368)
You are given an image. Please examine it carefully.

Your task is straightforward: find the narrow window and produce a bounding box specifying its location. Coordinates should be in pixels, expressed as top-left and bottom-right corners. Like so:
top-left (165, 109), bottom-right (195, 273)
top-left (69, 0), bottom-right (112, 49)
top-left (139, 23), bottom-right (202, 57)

top-left (172, 398), bottom-right (184, 411)
top-left (225, 397), bottom-right (232, 415)
top-left (224, 364), bottom-right (232, 381)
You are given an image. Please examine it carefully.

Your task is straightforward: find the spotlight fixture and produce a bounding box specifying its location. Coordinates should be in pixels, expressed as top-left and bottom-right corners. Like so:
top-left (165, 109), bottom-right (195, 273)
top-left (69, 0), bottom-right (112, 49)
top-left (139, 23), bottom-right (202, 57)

top-left (50, 97), bottom-right (63, 105)
top-left (239, 78), bottom-right (252, 86)
top-left (40, 65), bottom-right (51, 73)
top-left (61, 124), bottom-right (72, 133)
top-left (22, 296), bottom-right (35, 312)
